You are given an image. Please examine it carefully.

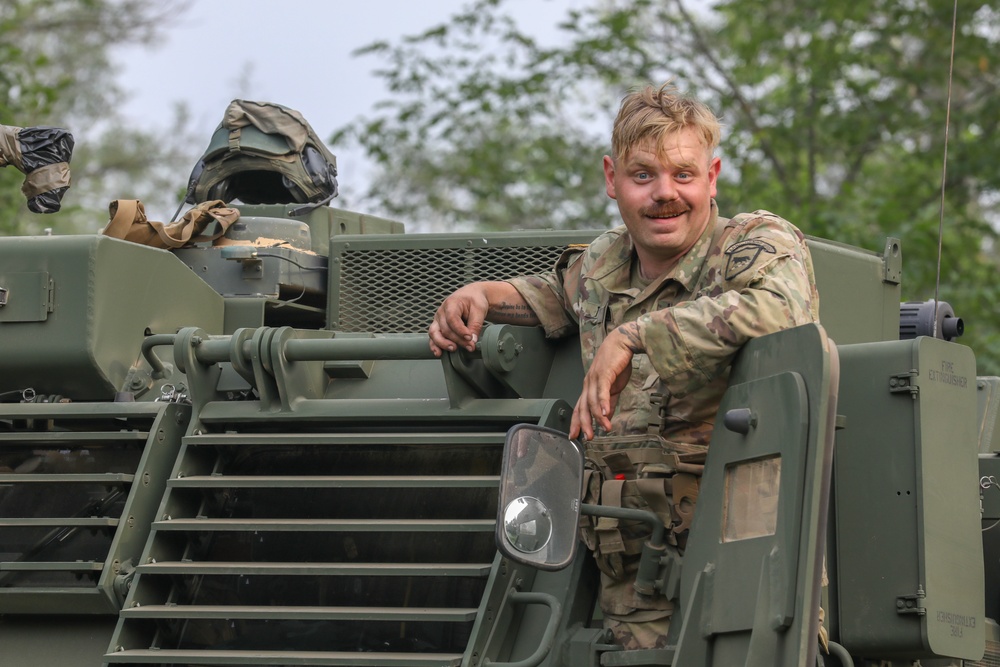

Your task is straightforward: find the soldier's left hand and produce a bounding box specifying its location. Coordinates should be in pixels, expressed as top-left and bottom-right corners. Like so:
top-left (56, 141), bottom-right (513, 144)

top-left (570, 325), bottom-right (641, 440)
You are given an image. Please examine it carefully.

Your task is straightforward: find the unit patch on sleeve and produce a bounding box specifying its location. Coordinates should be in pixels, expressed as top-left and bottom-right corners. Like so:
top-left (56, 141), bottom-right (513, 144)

top-left (724, 239), bottom-right (777, 280)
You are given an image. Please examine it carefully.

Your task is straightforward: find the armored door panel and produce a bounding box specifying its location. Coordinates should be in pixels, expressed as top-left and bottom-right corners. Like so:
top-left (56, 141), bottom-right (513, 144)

top-left (674, 323), bottom-right (838, 667)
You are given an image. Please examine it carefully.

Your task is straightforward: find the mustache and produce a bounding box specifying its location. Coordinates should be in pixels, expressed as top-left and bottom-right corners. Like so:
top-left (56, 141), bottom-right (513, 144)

top-left (640, 203), bottom-right (690, 218)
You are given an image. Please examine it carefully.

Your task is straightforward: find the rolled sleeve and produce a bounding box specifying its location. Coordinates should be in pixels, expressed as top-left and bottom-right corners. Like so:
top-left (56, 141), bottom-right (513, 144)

top-left (506, 274), bottom-right (576, 338)
top-left (506, 245), bottom-right (587, 339)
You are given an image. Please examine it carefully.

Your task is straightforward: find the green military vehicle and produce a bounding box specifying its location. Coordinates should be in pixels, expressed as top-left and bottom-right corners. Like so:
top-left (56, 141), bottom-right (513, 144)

top-left (0, 106), bottom-right (996, 667)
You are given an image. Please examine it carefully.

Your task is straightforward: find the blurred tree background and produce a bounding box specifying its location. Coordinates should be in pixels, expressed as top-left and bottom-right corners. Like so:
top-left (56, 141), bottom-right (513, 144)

top-left (0, 0), bottom-right (195, 235)
top-left (335, 0), bottom-right (1000, 373)
top-left (2, 0), bottom-right (998, 372)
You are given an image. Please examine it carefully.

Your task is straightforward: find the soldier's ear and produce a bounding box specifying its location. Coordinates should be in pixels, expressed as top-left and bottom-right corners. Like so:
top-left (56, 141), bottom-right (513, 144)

top-left (603, 156), bottom-right (617, 200)
top-left (708, 156), bottom-right (721, 197)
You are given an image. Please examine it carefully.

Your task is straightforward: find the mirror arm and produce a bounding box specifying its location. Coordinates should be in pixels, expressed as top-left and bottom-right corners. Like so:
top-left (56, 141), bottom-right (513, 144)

top-left (581, 503), bottom-right (666, 596)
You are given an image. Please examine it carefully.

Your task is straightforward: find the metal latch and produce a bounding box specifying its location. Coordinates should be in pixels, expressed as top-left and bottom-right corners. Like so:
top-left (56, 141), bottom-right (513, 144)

top-left (896, 588), bottom-right (927, 616)
top-left (889, 370), bottom-right (919, 398)
top-left (0, 286), bottom-right (7, 307)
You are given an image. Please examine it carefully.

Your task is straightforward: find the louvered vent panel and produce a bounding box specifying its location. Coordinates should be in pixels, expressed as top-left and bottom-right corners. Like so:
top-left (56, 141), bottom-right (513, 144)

top-left (107, 430), bottom-right (506, 666)
top-left (0, 402), bottom-right (184, 614)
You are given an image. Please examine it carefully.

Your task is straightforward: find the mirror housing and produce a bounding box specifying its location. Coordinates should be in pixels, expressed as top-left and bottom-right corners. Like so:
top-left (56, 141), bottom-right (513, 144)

top-left (496, 424), bottom-right (584, 570)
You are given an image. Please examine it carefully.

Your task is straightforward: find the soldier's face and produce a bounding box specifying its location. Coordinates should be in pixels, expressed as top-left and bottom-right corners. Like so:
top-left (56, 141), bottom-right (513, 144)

top-left (603, 128), bottom-right (721, 276)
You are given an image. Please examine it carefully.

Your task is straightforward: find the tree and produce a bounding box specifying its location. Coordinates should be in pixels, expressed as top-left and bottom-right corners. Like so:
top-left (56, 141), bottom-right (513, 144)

top-left (0, 0), bottom-right (193, 235)
top-left (335, 0), bottom-right (1000, 373)
top-left (331, 0), bottom-right (620, 231)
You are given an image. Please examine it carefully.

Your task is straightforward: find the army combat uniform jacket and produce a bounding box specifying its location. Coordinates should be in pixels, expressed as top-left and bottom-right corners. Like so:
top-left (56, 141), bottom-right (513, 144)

top-left (507, 203), bottom-right (820, 626)
top-left (507, 201), bottom-right (820, 446)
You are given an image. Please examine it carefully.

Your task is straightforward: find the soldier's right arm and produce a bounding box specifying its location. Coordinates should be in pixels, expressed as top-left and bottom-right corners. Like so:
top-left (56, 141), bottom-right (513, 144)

top-left (428, 281), bottom-right (540, 356)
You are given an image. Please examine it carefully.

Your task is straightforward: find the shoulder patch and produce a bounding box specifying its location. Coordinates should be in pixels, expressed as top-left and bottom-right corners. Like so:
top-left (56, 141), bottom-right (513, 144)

top-left (724, 239), bottom-right (776, 280)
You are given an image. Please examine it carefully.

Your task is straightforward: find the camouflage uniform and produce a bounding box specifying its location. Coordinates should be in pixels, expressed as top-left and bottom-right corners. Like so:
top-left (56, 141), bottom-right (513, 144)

top-left (506, 201), bottom-right (820, 647)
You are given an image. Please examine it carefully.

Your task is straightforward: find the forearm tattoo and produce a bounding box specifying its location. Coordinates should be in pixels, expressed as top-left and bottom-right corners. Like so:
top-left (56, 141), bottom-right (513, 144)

top-left (617, 322), bottom-right (644, 353)
top-left (489, 302), bottom-right (539, 323)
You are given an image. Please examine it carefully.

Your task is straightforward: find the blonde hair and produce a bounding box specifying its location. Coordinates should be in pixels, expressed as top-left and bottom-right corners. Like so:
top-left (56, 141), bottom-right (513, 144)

top-left (611, 82), bottom-right (721, 162)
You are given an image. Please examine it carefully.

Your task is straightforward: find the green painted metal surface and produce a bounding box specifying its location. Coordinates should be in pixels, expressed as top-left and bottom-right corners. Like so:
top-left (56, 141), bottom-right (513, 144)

top-left (0, 236), bottom-right (223, 400)
top-left (832, 337), bottom-right (985, 660)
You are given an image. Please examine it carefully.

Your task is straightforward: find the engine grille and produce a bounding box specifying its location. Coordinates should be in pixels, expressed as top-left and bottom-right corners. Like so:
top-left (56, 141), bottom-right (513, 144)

top-left (329, 232), bottom-right (598, 334)
top-left (105, 427), bottom-right (511, 666)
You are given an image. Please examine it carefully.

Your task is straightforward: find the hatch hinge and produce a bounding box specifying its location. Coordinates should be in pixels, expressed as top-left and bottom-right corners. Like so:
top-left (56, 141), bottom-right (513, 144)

top-left (896, 588), bottom-right (927, 616)
top-left (889, 370), bottom-right (919, 398)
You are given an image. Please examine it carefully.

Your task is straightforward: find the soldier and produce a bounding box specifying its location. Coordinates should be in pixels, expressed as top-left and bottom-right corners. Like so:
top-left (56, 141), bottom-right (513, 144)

top-left (428, 82), bottom-right (820, 649)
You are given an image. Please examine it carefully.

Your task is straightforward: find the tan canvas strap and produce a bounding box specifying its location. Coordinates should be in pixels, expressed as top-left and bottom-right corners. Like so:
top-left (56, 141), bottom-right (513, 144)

top-left (105, 199), bottom-right (143, 239)
top-left (586, 443), bottom-right (700, 482)
top-left (102, 199), bottom-right (239, 250)
top-left (587, 433), bottom-right (708, 456)
top-left (152, 200), bottom-right (239, 247)
top-left (594, 479), bottom-right (629, 578)
top-left (633, 478), bottom-right (673, 521)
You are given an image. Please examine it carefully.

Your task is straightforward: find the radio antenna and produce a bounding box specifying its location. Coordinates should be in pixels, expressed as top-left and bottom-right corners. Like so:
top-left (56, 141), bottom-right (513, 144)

top-left (934, 0), bottom-right (959, 337)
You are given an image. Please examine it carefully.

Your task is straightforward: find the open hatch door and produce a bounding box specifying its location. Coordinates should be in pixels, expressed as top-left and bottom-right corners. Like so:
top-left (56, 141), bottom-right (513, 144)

top-left (673, 323), bottom-right (839, 667)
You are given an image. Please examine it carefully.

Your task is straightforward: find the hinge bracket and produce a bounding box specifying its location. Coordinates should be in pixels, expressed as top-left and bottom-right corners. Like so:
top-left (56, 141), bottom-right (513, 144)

top-left (889, 370), bottom-right (919, 398)
top-left (896, 589), bottom-right (927, 616)
top-left (883, 237), bottom-right (902, 285)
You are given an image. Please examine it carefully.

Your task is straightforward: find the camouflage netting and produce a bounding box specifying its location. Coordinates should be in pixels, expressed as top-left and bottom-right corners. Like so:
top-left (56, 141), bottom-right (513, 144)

top-left (0, 124), bottom-right (74, 213)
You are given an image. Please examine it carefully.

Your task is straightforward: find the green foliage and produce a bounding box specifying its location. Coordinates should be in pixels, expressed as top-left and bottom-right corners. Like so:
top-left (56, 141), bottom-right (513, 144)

top-left (0, 0), bottom-right (193, 235)
top-left (332, 0), bottom-right (619, 230)
top-left (337, 0), bottom-right (1000, 373)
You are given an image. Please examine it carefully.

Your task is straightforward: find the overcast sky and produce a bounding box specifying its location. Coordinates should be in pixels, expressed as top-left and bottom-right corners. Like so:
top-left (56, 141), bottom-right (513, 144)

top-left (113, 0), bottom-right (577, 194)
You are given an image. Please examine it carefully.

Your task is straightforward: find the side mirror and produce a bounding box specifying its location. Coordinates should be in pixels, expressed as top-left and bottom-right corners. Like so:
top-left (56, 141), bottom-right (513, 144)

top-left (496, 424), bottom-right (584, 570)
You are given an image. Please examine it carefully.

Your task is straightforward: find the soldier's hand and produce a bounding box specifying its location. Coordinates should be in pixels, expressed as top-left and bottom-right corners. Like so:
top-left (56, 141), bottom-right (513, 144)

top-left (570, 324), bottom-right (642, 440)
top-left (428, 284), bottom-right (491, 356)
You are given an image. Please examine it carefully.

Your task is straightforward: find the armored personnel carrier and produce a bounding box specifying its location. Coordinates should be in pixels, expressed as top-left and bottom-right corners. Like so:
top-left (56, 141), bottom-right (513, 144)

top-left (0, 103), bottom-right (996, 667)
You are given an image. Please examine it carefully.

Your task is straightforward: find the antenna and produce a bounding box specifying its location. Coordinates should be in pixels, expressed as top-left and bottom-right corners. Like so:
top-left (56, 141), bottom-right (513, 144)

top-left (934, 0), bottom-right (959, 338)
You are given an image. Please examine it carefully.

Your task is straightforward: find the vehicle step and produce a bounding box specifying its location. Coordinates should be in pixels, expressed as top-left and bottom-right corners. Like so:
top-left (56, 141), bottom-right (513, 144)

top-left (0, 403), bottom-right (163, 420)
top-left (0, 473), bottom-right (134, 484)
top-left (0, 431), bottom-right (148, 444)
top-left (185, 432), bottom-right (504, 446)
top-left (168, 475), bottom-right (498, 488)
top-left (136, 562), bottom-right (492, 577)
top-left (103, 649), bottom-right (463, 666)
top-left (0, 517), bottom-right (118, 528)
top-left (0, 561), bottom-right (103, 572)
top-left (120, 604), bottom-right (478, 622)
top-left (151, 518), bottom-right (495, 532)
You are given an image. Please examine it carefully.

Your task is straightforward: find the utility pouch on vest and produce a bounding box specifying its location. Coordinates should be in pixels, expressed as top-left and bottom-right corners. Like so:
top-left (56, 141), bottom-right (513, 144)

top-left (101, 199), bottom-right (239, 250)
top-left (580, 434), bottom-right (706, 580)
